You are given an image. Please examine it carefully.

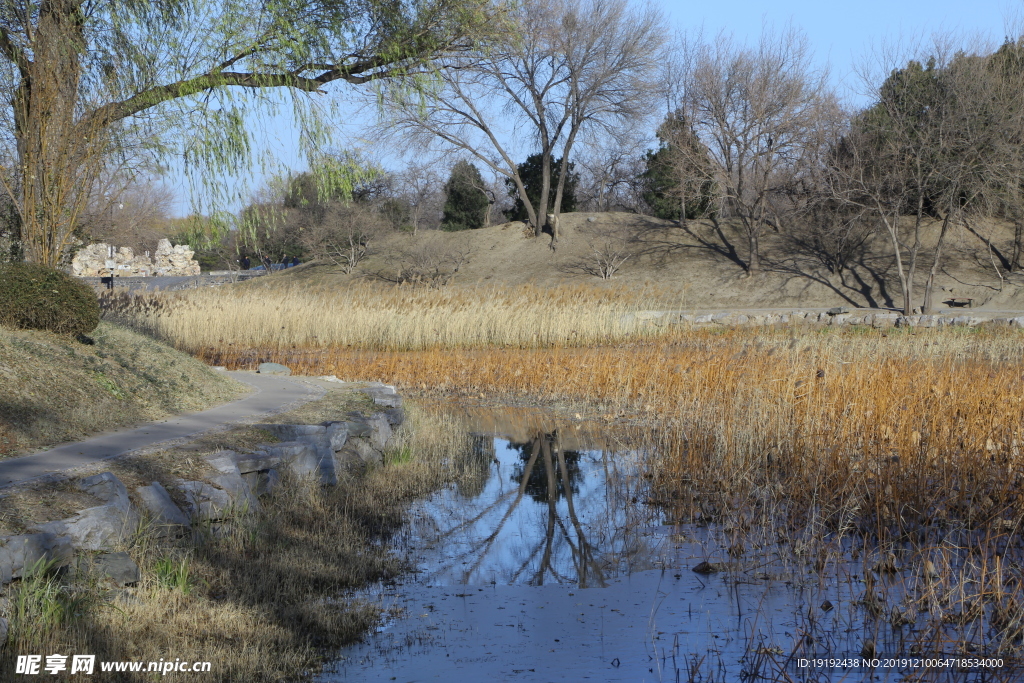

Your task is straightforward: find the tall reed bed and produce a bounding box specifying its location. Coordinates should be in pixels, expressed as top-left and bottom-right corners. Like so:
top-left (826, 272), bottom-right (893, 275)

top-left (102, 281), bottom-right (673, 352)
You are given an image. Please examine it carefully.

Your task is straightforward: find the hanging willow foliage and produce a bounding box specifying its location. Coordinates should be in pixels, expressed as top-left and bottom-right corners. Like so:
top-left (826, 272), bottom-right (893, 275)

top-left (0, 0), bottom-right (507, 265)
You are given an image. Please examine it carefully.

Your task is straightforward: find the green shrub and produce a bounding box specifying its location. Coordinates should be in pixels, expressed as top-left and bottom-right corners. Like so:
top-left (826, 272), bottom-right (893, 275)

top-left (0, 261), bottom-right (100, 335)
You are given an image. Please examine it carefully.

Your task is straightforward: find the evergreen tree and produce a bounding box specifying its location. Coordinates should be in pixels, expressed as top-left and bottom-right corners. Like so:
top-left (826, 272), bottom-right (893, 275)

top-left (641, 111), bottom-right (716, 221)
top-left (441, 161), bottom-right (489, 231)
top-left (505, 154), bottom-right (578, 222)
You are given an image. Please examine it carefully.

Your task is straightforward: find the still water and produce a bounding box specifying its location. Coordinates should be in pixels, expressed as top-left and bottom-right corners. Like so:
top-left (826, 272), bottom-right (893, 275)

top-left (319, 409), bottom-right (1017, 683)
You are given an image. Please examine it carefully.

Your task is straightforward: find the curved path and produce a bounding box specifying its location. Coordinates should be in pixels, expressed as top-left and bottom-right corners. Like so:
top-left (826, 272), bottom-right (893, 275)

top-left (0, 371), bottom-right (325, 489)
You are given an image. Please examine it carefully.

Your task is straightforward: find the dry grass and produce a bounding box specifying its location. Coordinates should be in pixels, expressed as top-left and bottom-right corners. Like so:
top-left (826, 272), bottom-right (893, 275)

top-left (100, 281), bottom-right (676, 352)
top-left (0, 400), bottom-right (478, 682)
top-left (0, 321), bottom-right (244, 457)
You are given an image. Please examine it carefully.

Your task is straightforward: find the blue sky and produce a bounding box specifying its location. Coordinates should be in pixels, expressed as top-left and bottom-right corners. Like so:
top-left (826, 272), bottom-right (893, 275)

top-left (166, 0), bottom-right (1016, 216)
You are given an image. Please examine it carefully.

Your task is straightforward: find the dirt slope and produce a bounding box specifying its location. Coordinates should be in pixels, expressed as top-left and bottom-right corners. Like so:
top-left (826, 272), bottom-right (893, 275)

top-left (273, 211), bottom-right (1024, 312)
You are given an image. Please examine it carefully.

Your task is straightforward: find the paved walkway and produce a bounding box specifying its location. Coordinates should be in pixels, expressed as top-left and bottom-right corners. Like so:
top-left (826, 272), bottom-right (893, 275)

top-left (0, 371), bottom-right (324, 489)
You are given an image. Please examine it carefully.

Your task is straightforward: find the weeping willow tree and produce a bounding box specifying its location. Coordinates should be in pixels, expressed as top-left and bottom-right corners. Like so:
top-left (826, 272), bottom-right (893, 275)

top-left (0, 0), bottom-right (500, 266)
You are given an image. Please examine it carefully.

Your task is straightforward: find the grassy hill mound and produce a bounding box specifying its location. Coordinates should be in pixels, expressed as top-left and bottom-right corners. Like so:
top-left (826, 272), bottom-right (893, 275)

top-left (0, 321), bottom-right (244, 457)
top-left (270, 211), bottom-right (1022, 312)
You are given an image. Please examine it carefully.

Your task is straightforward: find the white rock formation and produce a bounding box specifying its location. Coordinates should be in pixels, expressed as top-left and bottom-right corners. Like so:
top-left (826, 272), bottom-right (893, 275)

top-left (71, 239), bottom-right (200, 277)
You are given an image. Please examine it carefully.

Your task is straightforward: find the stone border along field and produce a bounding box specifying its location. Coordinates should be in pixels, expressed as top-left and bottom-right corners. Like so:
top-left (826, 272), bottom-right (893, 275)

top-left (0, 378), bottom-right (404, 649)
top-left (625, 307), bottom-right (1024, 329)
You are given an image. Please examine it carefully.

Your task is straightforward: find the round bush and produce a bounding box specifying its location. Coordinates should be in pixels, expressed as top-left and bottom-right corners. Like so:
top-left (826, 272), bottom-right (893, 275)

top-left (0, 262), bottom-right (100, 336)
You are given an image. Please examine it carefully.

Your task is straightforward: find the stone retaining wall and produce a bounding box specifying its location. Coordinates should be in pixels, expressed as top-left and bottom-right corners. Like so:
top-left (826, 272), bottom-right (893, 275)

top-left (625, 308), bottom-right (1024, 330)
top-left (80, 270), bottom-right (266, 293)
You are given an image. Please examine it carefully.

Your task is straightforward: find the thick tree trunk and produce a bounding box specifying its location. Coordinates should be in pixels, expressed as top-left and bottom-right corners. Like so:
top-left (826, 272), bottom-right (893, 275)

top-left (747, 230), bottom-right (760, 274)
top-left (14, 0), bottom-right (95, 267)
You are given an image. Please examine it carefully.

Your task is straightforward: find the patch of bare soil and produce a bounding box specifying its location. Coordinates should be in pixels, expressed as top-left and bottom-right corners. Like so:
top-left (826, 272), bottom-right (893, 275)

top-left (274, 212), bottom-right (1024, 312)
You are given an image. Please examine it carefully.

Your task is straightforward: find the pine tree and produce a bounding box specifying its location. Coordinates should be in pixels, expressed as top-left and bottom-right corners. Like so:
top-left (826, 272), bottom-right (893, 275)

top-left (641, 112), bottom-right (716, 222)
top-left (441, 161), bottom-right (489, 231)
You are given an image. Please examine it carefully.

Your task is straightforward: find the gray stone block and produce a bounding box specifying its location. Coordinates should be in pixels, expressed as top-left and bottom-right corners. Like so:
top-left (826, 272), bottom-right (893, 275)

top-left (315, 445), bottom-right (338, 486)
top-left (336, 438), bottom-right (384, 474)
top-left (78, 472), bottom-right (131, 512)
top-left (286, 443), bottom-right (336, 483)
top-left (75, 552), bottom-right (140, 586)
top-left (234, 450), bottom-right (281, 474)
top-left (257, 362), bottom-right (291, 375)
top-left (367, 413), bottom-right (394, 451)
top-left (872, 313), bottom-right (899, 328)
top-left (263, 440), bottom-right (317, 462)
top-left (178, 481), bottom-right (234, 522)
top-left (344, 420), bottom-right (374, 438)
top-left (323, 422), bottom-right (349, 450)
top-left (360, 386), bottom-right (403, 408)
top-left (205, 452), bottom-right (258, 509)
top-left (830, 313), bottom-right (850, 326)
top-left (135, 482), bottom-right (191, 534)
top-left (31, 503), bottom-right (139, 552)
top-left (241, 468), bottom-right (280, 496)
top-left (261, 424), bottom-right (327, 443)
top-left (0, 533), bottom-right (74, 584)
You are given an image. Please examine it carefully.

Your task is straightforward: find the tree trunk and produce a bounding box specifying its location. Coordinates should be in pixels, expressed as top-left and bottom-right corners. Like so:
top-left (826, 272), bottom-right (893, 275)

top-left (14, 0), bottom-right (97, 267)
top-left (747, 230), bottom-right (760, 275)
top-left (509, 172), bottom-right (539, 231)
top-left (536, 150), bottom-right (553, 237)
top-left (551, 127), bottom-right (580, 243)
top-left (679, 184), bottom-right (688, 229)
top-left (922, 211), bottom-right (952, 315)
top-left (1012, 219), bottom-right (1023, 272)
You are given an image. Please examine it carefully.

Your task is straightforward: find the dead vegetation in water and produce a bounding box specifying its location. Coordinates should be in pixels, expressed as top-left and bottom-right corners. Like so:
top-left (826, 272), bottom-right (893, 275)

top-left (0, 401), bottom-right (477, 682)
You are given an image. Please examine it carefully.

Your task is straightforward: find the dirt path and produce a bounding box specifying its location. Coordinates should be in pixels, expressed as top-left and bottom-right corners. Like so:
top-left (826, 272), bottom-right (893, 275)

top-left (0, 371), bottom-right (324, 489)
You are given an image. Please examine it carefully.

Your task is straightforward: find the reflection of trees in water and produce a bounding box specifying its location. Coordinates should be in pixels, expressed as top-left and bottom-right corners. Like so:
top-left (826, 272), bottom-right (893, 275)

top-left (421, 429), bottom-right (652, 589)
top-left (509, 439), bottom-right (582, 503)
top-left (507, 431), bottom-right (605, 587)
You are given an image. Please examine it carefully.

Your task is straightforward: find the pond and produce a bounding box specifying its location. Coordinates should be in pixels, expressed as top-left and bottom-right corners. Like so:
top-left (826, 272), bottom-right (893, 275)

top-left (319, 407), bottom-right (1019, 683)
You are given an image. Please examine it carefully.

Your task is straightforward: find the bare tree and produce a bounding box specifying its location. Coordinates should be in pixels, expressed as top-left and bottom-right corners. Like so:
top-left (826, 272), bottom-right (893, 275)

top-left (393, 164), bottom-right (445, 233)
top-left (831, 34), bottom-right (1017, 314)
top-left (77, 180), bottom-right (176, 255)
top-left (299, 203), bottom-right (389, 274)
top-left (577, 134), bottom-right (648, 213)
top-left (676, 27), bottom-right (834, 274)
top-left (567, 222), bottom-right (632, 278)
top-left (377, 0), bottom-right (666, 241)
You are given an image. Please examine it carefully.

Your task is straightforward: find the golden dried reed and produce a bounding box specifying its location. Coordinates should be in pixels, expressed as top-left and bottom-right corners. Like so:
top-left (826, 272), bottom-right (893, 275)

top-left (102, 281), bottom-right (673, 352)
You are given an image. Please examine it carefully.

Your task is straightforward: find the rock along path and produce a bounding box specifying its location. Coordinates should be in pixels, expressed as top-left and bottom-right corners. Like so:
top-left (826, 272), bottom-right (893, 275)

top-left (0, 371), bottom-right (325, 489)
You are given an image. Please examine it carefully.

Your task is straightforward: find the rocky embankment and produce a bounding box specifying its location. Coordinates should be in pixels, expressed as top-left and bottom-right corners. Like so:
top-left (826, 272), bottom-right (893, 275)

top-left (0, 381), bottom-right (404, 645)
